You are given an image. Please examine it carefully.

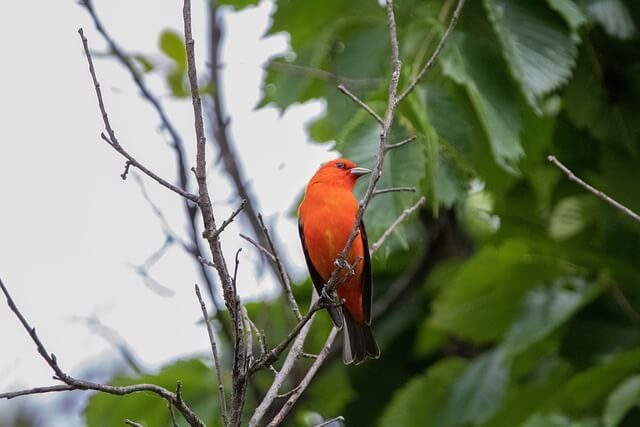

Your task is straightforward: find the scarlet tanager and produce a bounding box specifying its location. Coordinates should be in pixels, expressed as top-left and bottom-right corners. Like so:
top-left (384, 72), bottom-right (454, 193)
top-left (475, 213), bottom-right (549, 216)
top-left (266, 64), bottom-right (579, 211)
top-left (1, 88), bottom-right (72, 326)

top-left (298, 158), bottom-right (380, 364)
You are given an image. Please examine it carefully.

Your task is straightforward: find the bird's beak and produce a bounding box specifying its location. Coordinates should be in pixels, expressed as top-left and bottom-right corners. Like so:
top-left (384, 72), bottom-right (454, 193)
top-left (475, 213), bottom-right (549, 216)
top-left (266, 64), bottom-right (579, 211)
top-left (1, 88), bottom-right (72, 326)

top-left (350, 167), bottom-right (372, 177)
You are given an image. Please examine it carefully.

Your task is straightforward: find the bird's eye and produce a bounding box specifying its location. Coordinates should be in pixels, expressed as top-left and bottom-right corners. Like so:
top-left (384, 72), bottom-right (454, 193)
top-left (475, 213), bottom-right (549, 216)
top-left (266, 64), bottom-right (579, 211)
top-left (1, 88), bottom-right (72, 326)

top-left (335, 162), bottom-right (346, 169)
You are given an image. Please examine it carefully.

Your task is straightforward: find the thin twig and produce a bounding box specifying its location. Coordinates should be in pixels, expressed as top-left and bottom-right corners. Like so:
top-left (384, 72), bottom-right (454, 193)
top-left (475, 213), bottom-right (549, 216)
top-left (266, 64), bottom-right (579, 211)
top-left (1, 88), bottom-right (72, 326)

top-left (370, 197), bottom-right (427, 254)
top-left (206, 199), bottom-right (247, 240)
top-left (0, 277), bottom-right (204, 426)
top-left (372, 186), bottom-right (416, 197)
top-left (396, 0), bottom-right (465, 103)
top-left (195, 285), bottom-right (228, 427)
top-left (548, 155), bottom-right (640, 223)
top-left (337, 84), bottom-right (384, 125)
top-left (386, 136), bottom-right (417, 150)
top-left (257, 214), bottom-right (302, 321)
top-left (0, 385), bottom-right (76, 400)
top-left (124, 420), bottom-right (144, 427)
top-left (266, 327), bottom-right (339, 427)
top-left (239, 233), bottom-right (277, 263)
top-left (78, 29), bottom-right (198, 203)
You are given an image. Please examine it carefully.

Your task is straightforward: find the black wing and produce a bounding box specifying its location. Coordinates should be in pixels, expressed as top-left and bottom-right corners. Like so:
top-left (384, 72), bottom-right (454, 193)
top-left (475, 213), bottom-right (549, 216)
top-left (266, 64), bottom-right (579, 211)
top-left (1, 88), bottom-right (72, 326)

top-left (359, 221), bottom-right (373, 325)
top-left (298, 218), bottom-right (343, 328)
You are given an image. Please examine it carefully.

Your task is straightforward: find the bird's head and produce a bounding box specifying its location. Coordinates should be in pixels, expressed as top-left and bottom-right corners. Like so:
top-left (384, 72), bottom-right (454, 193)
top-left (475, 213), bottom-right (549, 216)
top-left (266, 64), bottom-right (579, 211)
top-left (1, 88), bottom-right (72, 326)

top-left (309, 158), bottom-right (372, 189)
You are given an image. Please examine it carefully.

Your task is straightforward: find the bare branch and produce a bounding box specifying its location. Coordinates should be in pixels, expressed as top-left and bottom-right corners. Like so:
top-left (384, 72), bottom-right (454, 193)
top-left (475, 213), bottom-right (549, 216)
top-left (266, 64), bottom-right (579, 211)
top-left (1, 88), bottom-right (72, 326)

top-left (372, 186), bottom-right (416, 197)
top-left (0, 277), bottom-right (204, 426)
top-left (370, 196), bottom-right (427, 254)
top-left (397, 0), bottom-right (465, 103)
top-left (386, 135), bottom-right (417, 150)
top-left (0, 385), bottom-right (76, 400)
top-left (239, 233), bottom-right (277, 263)
top-left (182, 1), bottom-right (246, 424)
top-left (206, 199), bottom-right (248, 241)
top-left (78, 29), bottom-right (198, 203)
top-left (266, 327), bottom-right (339, 427)
top-left (337, 84), bottom-right (384, 125)
top-left (548, 155), bottom-right (640, 223)
top-left (124, 420), bottom-right (144, 427)
top-left (195, 284), bottom-right (228, 427)
top-left (257, 214), bottom-right (302, 321)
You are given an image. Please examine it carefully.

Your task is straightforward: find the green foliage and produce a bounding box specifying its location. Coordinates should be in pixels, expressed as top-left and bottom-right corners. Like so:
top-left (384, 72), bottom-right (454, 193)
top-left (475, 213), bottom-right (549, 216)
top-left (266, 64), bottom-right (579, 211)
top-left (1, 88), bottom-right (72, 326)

top-left (159, 30), bottom-right (189, 97)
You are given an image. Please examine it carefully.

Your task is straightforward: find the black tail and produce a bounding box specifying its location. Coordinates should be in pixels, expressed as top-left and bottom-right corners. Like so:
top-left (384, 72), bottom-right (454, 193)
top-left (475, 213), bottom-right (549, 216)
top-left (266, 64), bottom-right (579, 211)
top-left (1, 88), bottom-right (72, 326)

top-left (341, 307), bottom-right (380, 365)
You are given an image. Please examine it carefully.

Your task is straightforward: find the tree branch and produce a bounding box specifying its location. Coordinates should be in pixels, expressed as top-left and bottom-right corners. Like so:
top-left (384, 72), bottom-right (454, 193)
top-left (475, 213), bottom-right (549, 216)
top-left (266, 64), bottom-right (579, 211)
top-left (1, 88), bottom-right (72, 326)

top-left (548, 155), bottom-right (640, 223)
top-left (396, 0), bottom-right (465, 104)
top-left (0, 277), bottom-right (205, 426)
top-left (195, 284), bottom-right (228, 427)
top-left (182, 1), bottom-right (246, 424)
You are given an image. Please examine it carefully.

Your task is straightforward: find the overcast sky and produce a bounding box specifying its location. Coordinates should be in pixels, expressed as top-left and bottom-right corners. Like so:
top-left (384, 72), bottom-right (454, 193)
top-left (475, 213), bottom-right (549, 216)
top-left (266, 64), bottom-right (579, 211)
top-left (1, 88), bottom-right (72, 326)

top-left (0, 1), bottom-right (334, 424)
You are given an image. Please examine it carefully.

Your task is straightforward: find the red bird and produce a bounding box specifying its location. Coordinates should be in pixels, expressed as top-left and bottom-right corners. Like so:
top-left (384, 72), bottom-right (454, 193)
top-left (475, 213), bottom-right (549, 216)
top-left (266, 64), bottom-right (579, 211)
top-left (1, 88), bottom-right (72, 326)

top-left (298, 158), bottom-right (380, 364)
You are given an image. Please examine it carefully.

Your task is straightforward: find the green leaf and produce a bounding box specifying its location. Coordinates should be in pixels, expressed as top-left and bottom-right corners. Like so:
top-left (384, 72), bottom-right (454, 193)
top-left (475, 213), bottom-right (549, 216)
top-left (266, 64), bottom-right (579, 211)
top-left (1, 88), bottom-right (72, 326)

top-left (484, 0), bottom-right (578, 113)
top-left (581, 0), bottom-right (637, 39)
top-left (548, 195), bottom-right (597, 240)
top-left (438, 349), bottom-right (511, 427)
top-left (429, 240), bottom-right (558, 342)
top-left (159, 30), bottom-right (186, 70)
top-left (441, 32), bottom-right (523, 173)
top-left (380, 359), bottom-right (468, 427)
top-left (85, 359), bottom-right (218, 427)
top-left (547, 0), bottom-right (589, 30)
top-left (603, 375), bottom-right (640, 427)
top-left (552, 348), bottom-right (640, 415)
top-left (503, 277), bottom-right (602, 355)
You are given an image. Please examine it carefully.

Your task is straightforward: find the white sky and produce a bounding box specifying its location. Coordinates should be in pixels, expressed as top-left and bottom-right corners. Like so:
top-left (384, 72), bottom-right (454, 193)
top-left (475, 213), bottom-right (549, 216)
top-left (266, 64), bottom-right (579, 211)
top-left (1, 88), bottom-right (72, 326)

top-left (0, 1), bottom-right (333, 424)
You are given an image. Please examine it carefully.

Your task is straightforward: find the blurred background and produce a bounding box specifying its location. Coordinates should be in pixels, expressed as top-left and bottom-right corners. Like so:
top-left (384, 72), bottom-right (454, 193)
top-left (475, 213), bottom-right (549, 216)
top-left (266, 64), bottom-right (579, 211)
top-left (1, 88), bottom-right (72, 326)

top-left (1, 0), bottom-right (640, 426)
